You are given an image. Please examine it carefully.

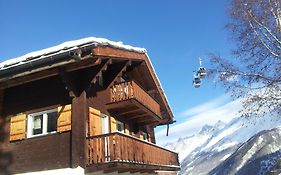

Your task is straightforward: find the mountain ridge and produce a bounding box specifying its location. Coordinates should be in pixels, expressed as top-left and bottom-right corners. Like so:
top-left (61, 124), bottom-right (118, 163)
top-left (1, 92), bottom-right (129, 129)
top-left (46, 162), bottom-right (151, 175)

top-left (164, 115), bottom-right (281, 175)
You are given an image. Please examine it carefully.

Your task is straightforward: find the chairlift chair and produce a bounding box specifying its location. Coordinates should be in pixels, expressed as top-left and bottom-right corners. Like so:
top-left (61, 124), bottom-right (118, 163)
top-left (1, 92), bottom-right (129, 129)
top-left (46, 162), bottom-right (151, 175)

top-left (193, 76), bottom-right (201, 88)
top-left (198, 67), bottom-right (207, 78)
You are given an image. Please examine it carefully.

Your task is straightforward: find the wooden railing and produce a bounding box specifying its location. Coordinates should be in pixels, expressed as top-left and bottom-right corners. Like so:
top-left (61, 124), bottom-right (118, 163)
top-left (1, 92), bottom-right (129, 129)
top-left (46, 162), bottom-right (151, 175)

top-left (86, 132), bottom-right (179, 167)
top-left (110, 81), bottom-right (161, 116)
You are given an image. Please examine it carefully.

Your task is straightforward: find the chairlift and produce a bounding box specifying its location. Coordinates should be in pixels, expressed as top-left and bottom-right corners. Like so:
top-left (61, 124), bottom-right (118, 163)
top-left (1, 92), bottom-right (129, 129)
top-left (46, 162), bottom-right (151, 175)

top-left (192, 57), bottom-right (207, 88)
top-left (198, 57), bottom-right (207, 78)
top-left (198, 67), bottom-right (207, 78)
top-left (193, 76), bottom-right (201, 88)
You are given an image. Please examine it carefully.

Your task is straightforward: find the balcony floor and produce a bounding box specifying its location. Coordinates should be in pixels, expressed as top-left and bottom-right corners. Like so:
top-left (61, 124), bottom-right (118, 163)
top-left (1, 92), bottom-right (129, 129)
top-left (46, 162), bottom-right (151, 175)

top-left (107, 99), bottom-right (162, 126)
top-left (85, 161), bottom-right (180, 174)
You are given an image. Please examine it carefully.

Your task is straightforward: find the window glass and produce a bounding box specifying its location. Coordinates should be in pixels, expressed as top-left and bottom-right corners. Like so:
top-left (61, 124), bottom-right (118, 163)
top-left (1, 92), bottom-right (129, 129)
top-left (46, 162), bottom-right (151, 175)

top-left (33, 114), bottom-right (43, 135)
top-left (47, 111), bottom-right (58, 132)
top-left (116, 121), bottom-right (124, 132)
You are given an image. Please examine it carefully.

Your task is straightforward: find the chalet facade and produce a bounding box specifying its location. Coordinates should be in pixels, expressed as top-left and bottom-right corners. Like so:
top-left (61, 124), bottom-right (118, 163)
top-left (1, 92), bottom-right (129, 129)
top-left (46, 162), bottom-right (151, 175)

top-left (0, 37), bottom-right (179, 175)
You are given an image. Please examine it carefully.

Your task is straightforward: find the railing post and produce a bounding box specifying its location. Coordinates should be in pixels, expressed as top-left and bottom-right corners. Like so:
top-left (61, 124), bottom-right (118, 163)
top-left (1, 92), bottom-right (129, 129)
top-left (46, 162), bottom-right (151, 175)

top-left (115, 134), bottom-right (121, 161)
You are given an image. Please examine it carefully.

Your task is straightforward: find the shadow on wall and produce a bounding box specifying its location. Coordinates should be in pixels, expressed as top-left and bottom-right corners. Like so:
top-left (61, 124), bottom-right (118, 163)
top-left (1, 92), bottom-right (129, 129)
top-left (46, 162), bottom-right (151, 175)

top-left (0, 115), bottom-right (13, 175)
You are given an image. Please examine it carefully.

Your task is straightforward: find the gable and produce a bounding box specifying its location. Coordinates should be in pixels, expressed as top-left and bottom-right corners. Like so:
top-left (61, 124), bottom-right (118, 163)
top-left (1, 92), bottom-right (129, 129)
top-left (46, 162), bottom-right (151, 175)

top-left (0, 37), bottom-right (174, 123)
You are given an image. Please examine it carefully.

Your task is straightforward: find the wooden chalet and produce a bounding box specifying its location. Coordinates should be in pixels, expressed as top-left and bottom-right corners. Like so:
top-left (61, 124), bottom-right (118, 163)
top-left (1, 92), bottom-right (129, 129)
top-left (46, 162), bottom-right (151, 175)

top-left (0, 37), bottom-right (179, 175)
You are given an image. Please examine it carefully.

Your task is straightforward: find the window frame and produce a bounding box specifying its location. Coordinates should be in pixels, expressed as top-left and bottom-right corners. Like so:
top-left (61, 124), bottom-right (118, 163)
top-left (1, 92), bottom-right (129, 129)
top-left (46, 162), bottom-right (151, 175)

top-left (27, 109), bottom-right (58, 138)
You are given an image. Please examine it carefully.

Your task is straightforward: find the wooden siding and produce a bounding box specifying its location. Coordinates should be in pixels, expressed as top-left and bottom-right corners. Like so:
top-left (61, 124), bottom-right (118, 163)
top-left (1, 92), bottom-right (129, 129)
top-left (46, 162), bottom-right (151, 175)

top-left (86, 132), bottom-right (179, 171)
top-left (1, 76), bottom-right (72, 174)
top-left (3, 76), bottom-right (71, 116)
top-left (0, 56), bottom-right (178, 174)
top-left (110, 81), bottom-right (161, 117)
top-left (6, 132), bottom-right (71, 174)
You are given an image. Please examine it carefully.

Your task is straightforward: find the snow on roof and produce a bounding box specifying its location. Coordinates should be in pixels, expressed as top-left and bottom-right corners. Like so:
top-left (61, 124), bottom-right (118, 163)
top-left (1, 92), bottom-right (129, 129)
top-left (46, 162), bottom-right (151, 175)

top-left (145, 53), bottom-right (174, 117)
top-left (0, 37), bottom-right (147, 71)
top-left (0, 36), bottom-right (173, 117)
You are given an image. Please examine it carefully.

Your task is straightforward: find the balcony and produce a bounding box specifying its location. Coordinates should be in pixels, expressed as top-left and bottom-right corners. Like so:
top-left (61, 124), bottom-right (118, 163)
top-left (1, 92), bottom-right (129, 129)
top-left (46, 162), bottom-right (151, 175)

top-left (85, 132), bottom-right (180, 173)
top-left (107, 81), bottom-right (162, 125)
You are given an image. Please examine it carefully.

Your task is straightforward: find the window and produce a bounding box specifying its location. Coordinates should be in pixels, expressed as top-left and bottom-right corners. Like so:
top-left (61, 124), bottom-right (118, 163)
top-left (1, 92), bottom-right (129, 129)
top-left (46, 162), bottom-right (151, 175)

top-left (27, 109), bottom-right (58, 138)
top-left (141, 131), bottom-right (148, 141)
top-left (139, 126), bottom-right (148, 141)
top-left (116, 121), bottom-right (124, 132)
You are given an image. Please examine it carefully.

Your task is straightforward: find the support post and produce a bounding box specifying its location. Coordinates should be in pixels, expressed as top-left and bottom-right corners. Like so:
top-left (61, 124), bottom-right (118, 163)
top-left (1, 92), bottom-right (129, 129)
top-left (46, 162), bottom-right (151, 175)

top-left (71, 91), bottom-right (88, 168)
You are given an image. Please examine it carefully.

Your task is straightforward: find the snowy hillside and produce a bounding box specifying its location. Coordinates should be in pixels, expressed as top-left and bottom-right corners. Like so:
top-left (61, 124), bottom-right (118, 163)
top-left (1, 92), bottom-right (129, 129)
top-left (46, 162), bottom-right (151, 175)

top-left (164, 115), bottom-right (281, 175)
top-left (210, 127), bottom-right (281, 175)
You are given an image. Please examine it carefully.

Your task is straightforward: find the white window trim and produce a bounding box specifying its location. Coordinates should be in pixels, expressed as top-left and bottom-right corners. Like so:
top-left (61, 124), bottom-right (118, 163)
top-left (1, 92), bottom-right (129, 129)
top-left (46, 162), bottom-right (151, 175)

top-left (27, 109), bottom-right (57, 138)
top-left (101, 114), bottom-right (109, 134)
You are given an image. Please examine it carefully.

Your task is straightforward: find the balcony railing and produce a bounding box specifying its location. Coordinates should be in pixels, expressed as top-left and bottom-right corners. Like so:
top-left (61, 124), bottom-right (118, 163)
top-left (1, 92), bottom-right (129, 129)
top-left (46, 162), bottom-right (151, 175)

top-left (109, 81), bottom-right (161, 117)
top-left (86, 132), bottom-right (179, 169)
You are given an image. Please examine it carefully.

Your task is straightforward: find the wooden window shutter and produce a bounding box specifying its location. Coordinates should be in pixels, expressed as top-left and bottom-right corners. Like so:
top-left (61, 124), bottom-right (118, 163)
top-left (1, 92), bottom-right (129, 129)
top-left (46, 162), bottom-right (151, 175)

top-left (57, 104), bottom-right (71, 133)
top-left (110, 116), bottom-right (117, 132)
top-left (10, 114), bottom-right (26, 141)
top-left (89, 107), bottom-right (102, 136)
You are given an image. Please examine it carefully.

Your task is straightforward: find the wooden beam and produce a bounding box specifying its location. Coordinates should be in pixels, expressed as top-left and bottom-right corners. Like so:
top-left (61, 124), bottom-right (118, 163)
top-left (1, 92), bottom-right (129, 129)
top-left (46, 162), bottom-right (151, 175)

top-left (90, 59), bottom-right (112, 84)
top-left (118, 169), bottom-right (130, 173)
top-left (0, 67), bottom-right (59, 90)
top-left (134, 117), bottom-right (155, 124)
top-left (131, 100), bottom-right (162, 122)
top-left (107, 60), bottom-right (131, 88)
top-left (109, 106), bottom-right (138, 115)
top-left (138, 120), bottom-right (161, 127)
top-left (59, 68), bottom-right (78, 97)
top-left (103, 168), bottom-right (118, 174)
top-left (117, 108), bottom-right (143, 116)
top-left (71, 91), bottom-right (88, 168)
top-left (127, 113), bottom-right (148, 120)
top-left (140, 170), bottom-right (155, 173)
top-left (92, 46), bottom-right (147, 60)
top-left (85, 162), bottom-right (180, 173)
top-left (0, 57), bottom-right (101, 90)
top-left (106, 100), bottom-right (134, 111)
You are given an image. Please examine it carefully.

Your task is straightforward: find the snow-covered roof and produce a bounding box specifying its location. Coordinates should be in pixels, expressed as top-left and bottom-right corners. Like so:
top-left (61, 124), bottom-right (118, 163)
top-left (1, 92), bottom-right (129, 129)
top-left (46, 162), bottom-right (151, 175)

top-left (0, 37), bottom-right (147, 71)
top-left (0, 36), bottom-right (174, 118)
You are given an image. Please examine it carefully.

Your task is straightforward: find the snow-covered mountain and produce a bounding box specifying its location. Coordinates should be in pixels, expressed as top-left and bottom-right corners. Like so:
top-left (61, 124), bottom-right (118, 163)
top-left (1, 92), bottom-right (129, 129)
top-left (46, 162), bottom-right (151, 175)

top-left (164, 115), bottom-right (281, 175)
top-left (210, 128), bottom-right (281, 175)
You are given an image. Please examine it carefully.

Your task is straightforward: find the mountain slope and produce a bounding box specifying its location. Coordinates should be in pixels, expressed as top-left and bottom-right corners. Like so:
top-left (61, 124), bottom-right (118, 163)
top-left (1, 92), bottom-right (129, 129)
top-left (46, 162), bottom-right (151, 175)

top-left (209, 128), bottom-right (281, 175)
top-left (164, 120), bottom-right (226, 162)
top-left (164, 116), bottom-right (281, 175)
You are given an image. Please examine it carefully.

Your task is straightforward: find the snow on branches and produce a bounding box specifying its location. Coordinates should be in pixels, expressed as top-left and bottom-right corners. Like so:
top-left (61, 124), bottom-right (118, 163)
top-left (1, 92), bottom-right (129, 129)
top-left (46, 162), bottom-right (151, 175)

top-left (209, 0), bottom-right (281, 117)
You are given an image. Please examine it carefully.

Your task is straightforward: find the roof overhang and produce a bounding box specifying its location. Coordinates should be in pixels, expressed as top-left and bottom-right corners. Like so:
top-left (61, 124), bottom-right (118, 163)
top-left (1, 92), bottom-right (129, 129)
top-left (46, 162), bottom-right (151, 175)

top-left (0, 38), bottom-right (174, 123)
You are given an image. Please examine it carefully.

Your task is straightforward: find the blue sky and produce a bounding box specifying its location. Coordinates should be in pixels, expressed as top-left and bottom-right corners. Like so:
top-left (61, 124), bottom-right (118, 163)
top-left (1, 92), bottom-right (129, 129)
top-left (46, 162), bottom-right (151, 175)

top-left (0, 0), bottom-right (239, 144)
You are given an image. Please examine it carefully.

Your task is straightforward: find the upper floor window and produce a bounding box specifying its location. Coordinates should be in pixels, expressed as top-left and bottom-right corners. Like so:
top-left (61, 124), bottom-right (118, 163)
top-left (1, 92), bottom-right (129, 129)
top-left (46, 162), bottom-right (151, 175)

top-left (27, 109), bottom-right (58, 138)
top-left (141, 131), bottom-right (148, 141)
top-left (116, 121), bottom-right (124, 133)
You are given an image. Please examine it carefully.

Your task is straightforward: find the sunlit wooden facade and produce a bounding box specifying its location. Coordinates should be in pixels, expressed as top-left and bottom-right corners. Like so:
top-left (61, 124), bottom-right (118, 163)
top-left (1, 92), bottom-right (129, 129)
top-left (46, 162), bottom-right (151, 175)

top-left (0, 38), bottom-right (179, 174)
